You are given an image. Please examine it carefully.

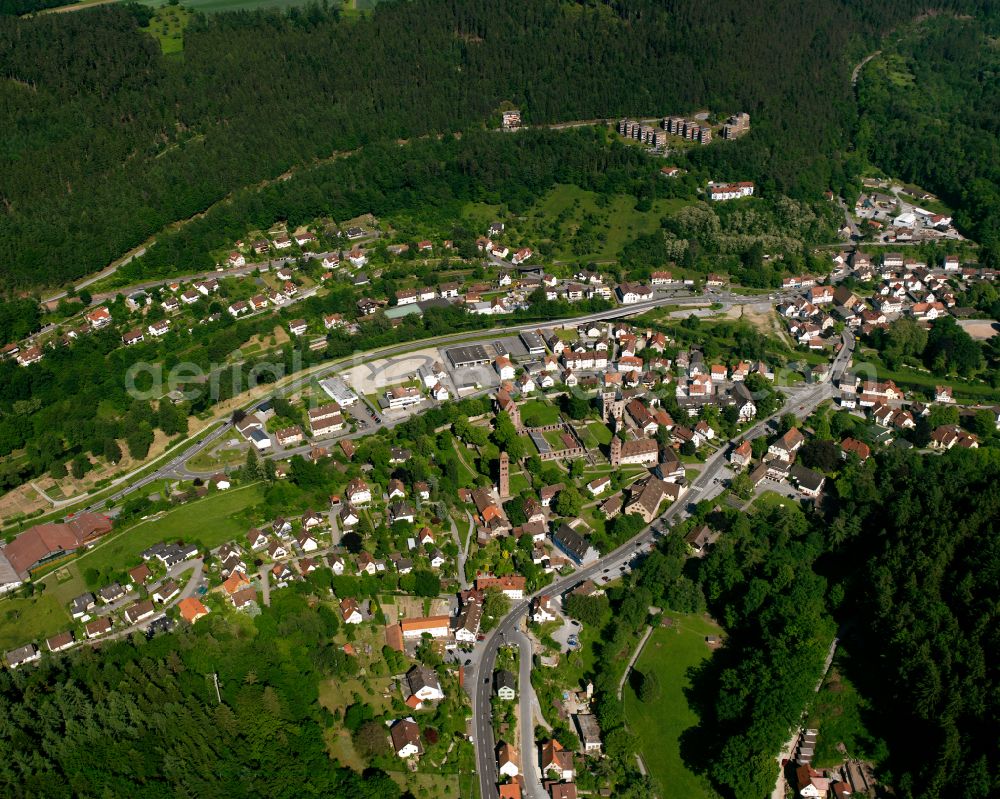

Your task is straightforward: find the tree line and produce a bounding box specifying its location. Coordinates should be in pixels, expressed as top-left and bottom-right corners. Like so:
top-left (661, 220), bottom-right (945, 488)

top-left (559, 443), bottom-right (998, 799)
top-left (0, 0), bottom-right (963, 291)
top-left (0, 588), bottom-right (404, 798)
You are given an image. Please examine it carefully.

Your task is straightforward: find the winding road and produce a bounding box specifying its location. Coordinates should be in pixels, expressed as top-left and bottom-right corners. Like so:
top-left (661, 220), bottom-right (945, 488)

top-left (79, 287), bottom-right (791, 515)
top-left (471, 330), bottom-right (855, 799)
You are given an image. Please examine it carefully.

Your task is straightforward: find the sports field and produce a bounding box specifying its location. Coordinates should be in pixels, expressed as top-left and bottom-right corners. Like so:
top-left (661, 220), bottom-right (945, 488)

top-left (623, 613), bottom-right (724, 799)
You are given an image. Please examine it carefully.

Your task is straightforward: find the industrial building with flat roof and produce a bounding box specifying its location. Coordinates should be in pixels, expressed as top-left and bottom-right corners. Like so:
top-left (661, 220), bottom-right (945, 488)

top-left (446, 343), bottom-right (492, 368)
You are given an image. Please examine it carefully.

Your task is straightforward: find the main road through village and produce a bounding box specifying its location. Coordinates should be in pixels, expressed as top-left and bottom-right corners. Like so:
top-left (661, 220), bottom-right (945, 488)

top-left (61, 279), bottom-right (853, 799)
top-left (470, 330), bottom-right (855, 799)
top-left (79, 286), bottom-right (801, 515)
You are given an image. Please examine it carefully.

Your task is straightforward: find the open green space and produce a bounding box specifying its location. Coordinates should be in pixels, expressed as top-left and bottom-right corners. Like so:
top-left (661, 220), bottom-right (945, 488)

top-left (752, 490), bottom-right (805, 519)
top-left (77, 483), bottom-right (264, 577)
top-left (516, 184), bottom-right (694, 262)
top-left (542, 429), bottom-right (566, 449)
top-left (582, 420), bottom-right (613, 447)
top-left (448, 440), bottom-right (479, 488)
top-left (186, 446), bottom-right (246, 473)
top-left (465, 184), bottom-right (694, 264)
top-left (519, 399), bottom-right (561, 427)
top-left (508, 472), bottom-right (531, 496)
top-left (624, 613), bottom-right (724, 799)
top-left (0, 593), bottom-right (71, 652)
top-left (141, 4), bottom-right (192, 55)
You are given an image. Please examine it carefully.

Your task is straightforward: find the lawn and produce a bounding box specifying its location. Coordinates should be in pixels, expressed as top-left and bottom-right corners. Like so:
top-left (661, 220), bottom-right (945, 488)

top-left (77, 483), bottom-right (264, 577)
top-left (461, 201), bottom-right (504, 232)
top-left (508, 472), bottom-right (531, 496)
top-left (519, 399), bottom-right (561, 427)
top-left (624, 613), bottom-right (724, 799)
top-left (0, 593), bottom-right (71, 652)
top-left (752, 490), bottom-right (806, 521)
top-left (448, 439), bottom-right (479, 488)
top-left (186, 446), bottom-right (246, 473)
top-left (585, 421), bottom-right (613, 446)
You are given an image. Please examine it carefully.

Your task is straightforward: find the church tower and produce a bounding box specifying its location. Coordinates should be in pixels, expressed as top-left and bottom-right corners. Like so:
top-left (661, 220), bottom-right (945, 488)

top-left (499, 451), bottom-right (510, 499)
top-left (610, 436), bottom-right (622, 468)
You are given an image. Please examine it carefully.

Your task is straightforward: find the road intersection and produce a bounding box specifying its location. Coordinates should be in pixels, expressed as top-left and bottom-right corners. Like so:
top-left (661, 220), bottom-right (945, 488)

top-left (79, 287), bottom-right (802, 516)
top-left (470, 330), bottom-right (855, 799)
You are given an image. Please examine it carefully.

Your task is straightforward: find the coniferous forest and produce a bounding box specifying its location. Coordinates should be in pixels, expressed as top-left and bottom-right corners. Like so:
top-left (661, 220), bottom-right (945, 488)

top-left (0, 590), bottom-right (403, 799)
top-left (0, 0), bottom-right (983, 292)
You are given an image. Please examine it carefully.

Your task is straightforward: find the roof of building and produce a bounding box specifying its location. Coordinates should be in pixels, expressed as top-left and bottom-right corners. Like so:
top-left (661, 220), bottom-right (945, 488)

top-left (390, 718), bottom-right (422, 754)
top-left (3, 514), bottom-right (112, 578)
top-left (406, 664), bottom-right (441, 695)
top-left (178, 597), bottom-right (210, 623)
top-left (399, 615), bottom-right (450, 633)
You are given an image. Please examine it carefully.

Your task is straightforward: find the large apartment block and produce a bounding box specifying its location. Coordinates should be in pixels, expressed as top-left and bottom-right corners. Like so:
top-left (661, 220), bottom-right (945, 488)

top-left (616, 119), bottom-right (670, 148)
top-left (721, 111), bottom-right (751, 139)
top-left (662, 116), bottom-right (712, 143)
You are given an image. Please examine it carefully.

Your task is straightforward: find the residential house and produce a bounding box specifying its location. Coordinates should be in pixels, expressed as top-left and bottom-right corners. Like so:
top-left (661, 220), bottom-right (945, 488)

top-left (540, 739), bottom-right (574, 781)
top-left (407, 664), bottom-right (445, 702)
top-left (495, 670), bottom-right (517, 700)
top-left (346, 478), bottom-right (372, 505)
top-left (247, 528), bottom-right (269, 550)
top-left (340, 598), bottom-right (363, 625)
top-left (178, 597), bottom-right (210, 624)
top-left (768, 428), bottom-right (805, 462)
top-left (5, 644), bottom-right (41, 669)
top-left (46, 631), bottom-right (75, 653)
top-left (498, 742), bottom-right (520, 778)
top-left (391, 718), bottom-right (423, 759)
top-left (124, 599), bottom-right (156, 626)
top-left (85, 617), bottom-right (113, 639)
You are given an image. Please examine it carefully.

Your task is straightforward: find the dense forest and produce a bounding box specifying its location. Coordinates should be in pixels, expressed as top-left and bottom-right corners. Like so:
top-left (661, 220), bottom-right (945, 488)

top-left (856, 14), bottom-right (1000, 265)
top-left (0, 0), bottom-right (973, 291)
top-left (541, 426), bottom-right (1000, 799)
top-left (824, 448), bottom-right (1000, 799)
top-left (645, 447), bottom-right (1000, 799)
top-left (0, 589), bottom-right (404, 798)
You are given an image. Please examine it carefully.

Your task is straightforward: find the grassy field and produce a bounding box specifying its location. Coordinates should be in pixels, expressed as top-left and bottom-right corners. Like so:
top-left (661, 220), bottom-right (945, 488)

top-left (520, 184), bottom-right (693, 262)
top-left (142, 4), bottom-right (192, 54)
top-left (186, 446), bottom-right (246, 473)
top-left (624, 613), bottom-right (724, 799)
top-left (77, 483), bottom-right (264, 577)
top-left (581, 420), bottom-right (613, 448)
top-left (0, 593), bottom-right (71, 652)
top-left (519, 399), bottom-right (561, 427)
top-left (464, 184), bottom-right (693, 264)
